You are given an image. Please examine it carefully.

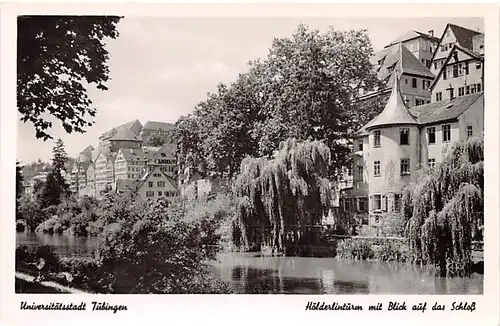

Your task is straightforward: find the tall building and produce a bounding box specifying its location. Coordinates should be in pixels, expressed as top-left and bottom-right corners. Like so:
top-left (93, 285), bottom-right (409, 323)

top-left (98, 119), bottom-right (143, 150)
top-left (342, 77), bottom-right (484, 232)
top-left (384, 30), bottom-right (440, 68)
top-left (140, 121), bottom-right (175, 144)
top-left (429, 23), bottom-right (483, 75)
top-left (361, 42), bottom-right (435, 108)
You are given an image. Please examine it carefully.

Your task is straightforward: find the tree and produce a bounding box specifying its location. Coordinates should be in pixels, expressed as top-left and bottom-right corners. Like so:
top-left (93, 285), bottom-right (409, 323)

top-left (40, 139), bottom-right (69, 207)
top-left (175, 24), bottom-right (379, 180)
top-left (16, 161), bottom-right (24, 199)
top-left (17, 15), bottom-right (121, 140)
top-left (404, 134), bottom-right (484, 277)
top-left (233, 138), bottom-right (333, 255)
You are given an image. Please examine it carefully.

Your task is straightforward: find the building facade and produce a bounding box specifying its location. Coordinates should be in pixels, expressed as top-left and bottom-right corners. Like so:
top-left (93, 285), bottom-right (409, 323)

top-left (429, 24), bottom-right (483, 75)
top-left (114, 148), bottom-right (148, 181)
top-left (137, 166), bottom-right (179, 201)
top-left (385, 30), bottom-right (440, 68)
top-left (342, 77), bottom-right (484, 232)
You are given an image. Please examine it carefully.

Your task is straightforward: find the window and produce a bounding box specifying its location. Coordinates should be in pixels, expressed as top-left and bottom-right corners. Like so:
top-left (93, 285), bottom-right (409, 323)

top-left (477, 83), bottom-right (482, 92)
top-left (358, 140), bottom-right (363, 151)
top-left (449, 88), bottom-right (455, 99)
top-left (358, 197), bottom-right (367, 213)
top-left (373, 130), bottom-right (381, 147)
top-left (412, 78), bottom-right (417, 88)
top-left (374, 161), bottom-right (381, 177)
top-left (158, 191), bottom-right (162, 197)
top-left (453, 64), bottom-right (459, 78)
top-left (416, 99), bottom-right (425, 106)
top-left (476, 62), bottom-right (482, 69)
top-left (467, 126), bottom-right (473, 138)
top-left (394, 194), bottom-right (401, 212)
top-left (442, 124), bottom-right (451, 142)
top-left (157, 181), bottom-right (165, 187)
top-left (443, 68), bottom-right (447, 80)
top-left (148, 181), bottom-right (153, 188)
top-left (436, 92), bottom-right (442, 101)
top-left (428, 159), bottom-right (436, 168)
top-left (427, 127), bottom-right (436, 144)
top-left (400, 128), bottom-right (410, 145)
top-left (426, 59), bottom-right (431, 67)
top-left (405, 79), bottom-right (408, 84)
top-left (464, 62), bottom-right (469, 75)
top-left (373, 195), bottom-right (382, 210)
top-left (400, 159), bottom-right (410, 175)
top-left (466, 85), bottom-right (470, 95)
top-left (357, 165), bottom-right (364, 182)
top-left (470, 84), bottom-right (477, 94)
top-left (434, 62), bottom-right (438, 70)
top-left (458, 87), bottom-right (465, 96)
top-left (146, 191), bottom-right (154, 197)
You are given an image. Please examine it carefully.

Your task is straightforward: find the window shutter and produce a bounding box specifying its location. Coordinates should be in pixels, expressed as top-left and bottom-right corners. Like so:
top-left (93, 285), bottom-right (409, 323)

top-left (381, 195), bottom-right (387, 211)
top-left (369, 196), bottom-right (373, 211)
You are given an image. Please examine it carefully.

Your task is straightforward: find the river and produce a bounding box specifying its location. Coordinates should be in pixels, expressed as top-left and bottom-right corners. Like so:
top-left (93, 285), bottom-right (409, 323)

top-left (16, 232), bottom-right (483, 294)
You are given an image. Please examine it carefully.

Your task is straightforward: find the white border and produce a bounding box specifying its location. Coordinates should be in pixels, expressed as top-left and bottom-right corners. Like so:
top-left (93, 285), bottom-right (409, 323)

top-left (1, 3), bottom-right (499, 326)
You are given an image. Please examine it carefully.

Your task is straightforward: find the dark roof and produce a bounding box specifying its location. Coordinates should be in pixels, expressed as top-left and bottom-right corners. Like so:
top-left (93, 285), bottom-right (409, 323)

top-left (449, 24), bottom-right (482, 50)
top-left (80, 145), bottom-right (95, 154)
top-left (110, 128), bottom-right (142, 141)
top-left (386, 30), bottom-right (440, 47)
top-left (364, 77), bottom-right (419, 131)
top-left (430, 44), bottom-right (483, 90)
top-left (142, 121), bottom-right (174, 131)
top-left (153, 144), bottom-right (176, 159)
top-left (372, 43), bottom-right (434, 89)
top-left (101, 119), bottom-right (143, 139)
top-left (115, 179), bottom-right (136, 192)
top-left (119, 148), bottom-right (147, 161)
top-left (409, 92), bottom-right (483, 125)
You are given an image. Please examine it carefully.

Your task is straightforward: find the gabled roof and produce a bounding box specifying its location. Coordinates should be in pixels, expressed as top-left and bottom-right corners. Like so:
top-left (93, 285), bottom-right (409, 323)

top-left (449, 24), bottom-right (482, 50)
top-left (430, 44), bottom-right (483, 90)
top-left (364, 77), bottom-right (419, 131)
top-left (101, 119), bottom-right (143, 139)
top-left (142, 121), bottom-right (174, 131)
top-left (386, 30), bottom-right (439, 47)
top-left (430, 23), bottom-right (483, 63)
top-left (137, 166), bottom-right (178, 191)
top-left (409, 92), bottom-right (483, 125)
top-left (110, 128), bottom-right (142, 141)
top-left (119, 148), bottom-right (147, 161)
top-left (153, 143), bottom-right (176, 159)
top-left (115, 179), bottom-right (137, 192)
top-left (80, 145), bottom-right (95, 154)
top-left (372, 43), bottom-right (434, 89)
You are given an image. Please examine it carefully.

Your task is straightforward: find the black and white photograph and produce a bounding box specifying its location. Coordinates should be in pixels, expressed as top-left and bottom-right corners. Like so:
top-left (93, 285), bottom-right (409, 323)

top-left (1, 3), bottom-right (499, 325)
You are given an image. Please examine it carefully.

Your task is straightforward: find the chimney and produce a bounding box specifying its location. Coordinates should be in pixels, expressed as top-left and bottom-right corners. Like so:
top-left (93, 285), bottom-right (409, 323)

top-left (428, 30), bottom-right (434, 37)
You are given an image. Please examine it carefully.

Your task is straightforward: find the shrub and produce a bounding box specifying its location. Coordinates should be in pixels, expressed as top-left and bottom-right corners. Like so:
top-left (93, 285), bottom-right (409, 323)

top-left (16, 221), bottom-right (26, 232)
top-left (15, 245), bottom-right (35, 270)
top-left (379, 213), bottom-right (407, 237)
top-left (59, 257), bottom-right (101, 290)
top-left (373, 241), bottom-right (409, 263)
top-left (337, 238), bottom-right (374, 260)
top-left (94, 198), bottom-right (234, 294)
top-left (35, 216), bottom-right (59, 234)
top-left (33, 245), bottom-right (60, 273)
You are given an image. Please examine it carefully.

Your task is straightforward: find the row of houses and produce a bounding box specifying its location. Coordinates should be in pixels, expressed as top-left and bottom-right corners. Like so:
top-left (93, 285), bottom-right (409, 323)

top-left (339, 23), bottom-right (485, 232)
top-left (66, 120), bottom-right (181, 200)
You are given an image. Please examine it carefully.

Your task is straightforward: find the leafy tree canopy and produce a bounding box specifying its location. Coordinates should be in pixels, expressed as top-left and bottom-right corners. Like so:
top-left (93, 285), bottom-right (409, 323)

top-left (175, 24), bottom-right (381, 180)
top-left (18, 15), bottom-right (121, 140)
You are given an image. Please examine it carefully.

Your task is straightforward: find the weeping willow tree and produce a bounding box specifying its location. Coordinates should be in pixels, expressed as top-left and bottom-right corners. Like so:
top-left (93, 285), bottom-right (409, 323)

top-left (233, 138), bottom-right (333, 255)
top-left (404, 134), bottom-right (484, 277)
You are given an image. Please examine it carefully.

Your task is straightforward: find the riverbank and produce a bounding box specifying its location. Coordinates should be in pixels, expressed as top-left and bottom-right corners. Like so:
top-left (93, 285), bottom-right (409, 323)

top-left (15, 272), bottom-right (88, 294)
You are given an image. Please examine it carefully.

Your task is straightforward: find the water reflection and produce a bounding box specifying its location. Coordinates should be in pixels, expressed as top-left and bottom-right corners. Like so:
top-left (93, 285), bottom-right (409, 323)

top-left (211, 252), bottom-right (483, 295)
top-left (16, 232), bottom-right (483, 294)
top-left (16, 232), bottom-right (102, 258)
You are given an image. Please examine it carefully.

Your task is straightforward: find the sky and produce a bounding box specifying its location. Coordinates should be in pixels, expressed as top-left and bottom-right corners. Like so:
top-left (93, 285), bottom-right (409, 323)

top-left (16, 16), bottom-right (484, 163)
